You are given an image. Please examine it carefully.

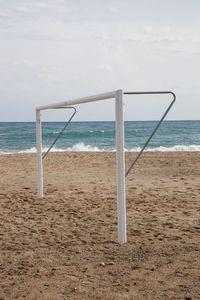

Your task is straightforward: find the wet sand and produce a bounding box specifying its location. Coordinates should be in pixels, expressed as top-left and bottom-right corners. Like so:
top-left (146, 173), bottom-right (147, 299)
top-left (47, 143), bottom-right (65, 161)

top-left (0, 152), bottom-right (200, 299)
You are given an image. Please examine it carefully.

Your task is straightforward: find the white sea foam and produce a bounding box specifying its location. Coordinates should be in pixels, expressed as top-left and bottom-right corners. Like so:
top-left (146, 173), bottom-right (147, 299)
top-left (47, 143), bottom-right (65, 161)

top-left (146, 145), bottom-right (200, 152)
top-left (128, 145), bottom-right (200, 152)
top-left (1, 144), bottom-right (200, 154)
top-left (18, 147), bottom-right (38, 154)
top-left (89, 130), bottom-right (105, 133)
top-left (0, 151), bottom-right (13, 155)
top-left (65, 142), bottom-right (105, 152)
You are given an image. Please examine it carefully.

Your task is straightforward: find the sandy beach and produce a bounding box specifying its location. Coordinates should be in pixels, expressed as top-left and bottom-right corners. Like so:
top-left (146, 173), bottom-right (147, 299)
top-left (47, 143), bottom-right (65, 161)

top-left (0, 151), bottom-right (200, 299)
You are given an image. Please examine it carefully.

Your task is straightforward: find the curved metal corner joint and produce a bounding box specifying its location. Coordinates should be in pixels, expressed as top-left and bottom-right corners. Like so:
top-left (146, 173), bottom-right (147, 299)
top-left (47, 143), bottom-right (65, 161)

top-left (124, 91), bottom-right (176, 177)
top-left (42, 106), bottom-right (76, 160)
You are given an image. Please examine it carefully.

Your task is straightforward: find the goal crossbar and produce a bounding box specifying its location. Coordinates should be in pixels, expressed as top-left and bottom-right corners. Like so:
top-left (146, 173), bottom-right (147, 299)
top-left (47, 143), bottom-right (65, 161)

top-left (36, 90), bottom-right (117, 111)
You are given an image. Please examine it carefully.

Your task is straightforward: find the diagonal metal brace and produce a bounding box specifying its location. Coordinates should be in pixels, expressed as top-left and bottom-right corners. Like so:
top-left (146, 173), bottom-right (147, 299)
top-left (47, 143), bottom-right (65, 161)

top-left (124, 91), bottom-right (176, 177)
top-left (42, 106), bottom-right (76, 160)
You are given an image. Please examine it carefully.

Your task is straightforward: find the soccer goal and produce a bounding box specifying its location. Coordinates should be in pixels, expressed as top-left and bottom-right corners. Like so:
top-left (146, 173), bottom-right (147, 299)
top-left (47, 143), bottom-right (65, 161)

top-left (36, 89), bottom-right (176, 244)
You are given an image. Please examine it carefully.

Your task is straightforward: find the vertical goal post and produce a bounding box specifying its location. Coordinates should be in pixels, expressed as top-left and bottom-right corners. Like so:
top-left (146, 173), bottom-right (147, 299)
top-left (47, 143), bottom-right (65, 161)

top-left (36, 89), bottom-right (176, 244)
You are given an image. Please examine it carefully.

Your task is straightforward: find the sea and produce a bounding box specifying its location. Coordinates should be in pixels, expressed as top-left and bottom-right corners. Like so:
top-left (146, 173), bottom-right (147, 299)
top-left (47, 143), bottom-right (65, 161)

top-left (0, 120), bottom-right (200, 154)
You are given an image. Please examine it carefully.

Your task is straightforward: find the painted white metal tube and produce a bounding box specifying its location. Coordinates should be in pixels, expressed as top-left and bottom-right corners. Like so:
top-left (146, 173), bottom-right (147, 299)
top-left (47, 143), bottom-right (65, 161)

top-left (115, 90), bottom-right (127, 244)
top-left (36, 90), bottom-right (116, 111)
top-left (36, 109), bottom-right (43, 198)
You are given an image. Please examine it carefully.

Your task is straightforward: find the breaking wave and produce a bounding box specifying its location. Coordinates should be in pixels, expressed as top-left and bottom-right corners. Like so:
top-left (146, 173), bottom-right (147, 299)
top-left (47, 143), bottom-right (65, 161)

top-left (1, 143), bottom-right (200, 154)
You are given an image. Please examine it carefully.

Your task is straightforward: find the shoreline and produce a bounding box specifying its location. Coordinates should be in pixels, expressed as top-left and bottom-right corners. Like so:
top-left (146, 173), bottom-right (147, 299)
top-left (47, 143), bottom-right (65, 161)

top-left (1, 148), bottom-right (200, 156)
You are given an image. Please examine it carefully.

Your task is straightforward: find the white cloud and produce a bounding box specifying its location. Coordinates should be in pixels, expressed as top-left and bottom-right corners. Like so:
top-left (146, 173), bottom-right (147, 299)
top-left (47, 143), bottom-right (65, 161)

top-left (109, 7), bottom-right (119, 13)
top-left (96, 65), bottom-right (113, 72)
top-left (0, 85), bottom-right (9, 92)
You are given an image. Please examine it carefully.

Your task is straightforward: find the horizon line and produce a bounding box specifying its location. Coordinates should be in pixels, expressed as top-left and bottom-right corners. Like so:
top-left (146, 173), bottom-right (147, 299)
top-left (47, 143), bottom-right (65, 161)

top-left (0, 119), bottom-right (199, 123)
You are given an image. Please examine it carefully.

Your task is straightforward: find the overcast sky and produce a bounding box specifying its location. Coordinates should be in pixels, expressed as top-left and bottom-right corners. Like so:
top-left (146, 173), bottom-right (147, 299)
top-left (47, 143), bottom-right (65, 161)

top-left (0, 0), bottom-right (200, 121)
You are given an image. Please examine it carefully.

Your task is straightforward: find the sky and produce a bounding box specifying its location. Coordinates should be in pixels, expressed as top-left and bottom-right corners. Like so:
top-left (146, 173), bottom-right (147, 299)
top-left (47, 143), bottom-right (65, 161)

top-left (0, 0), bottom-right (200, 121)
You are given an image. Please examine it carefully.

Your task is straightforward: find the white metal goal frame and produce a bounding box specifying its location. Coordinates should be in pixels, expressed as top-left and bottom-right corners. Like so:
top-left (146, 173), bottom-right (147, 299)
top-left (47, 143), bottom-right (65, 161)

top-left (36, 89), bottom-right (176, 244)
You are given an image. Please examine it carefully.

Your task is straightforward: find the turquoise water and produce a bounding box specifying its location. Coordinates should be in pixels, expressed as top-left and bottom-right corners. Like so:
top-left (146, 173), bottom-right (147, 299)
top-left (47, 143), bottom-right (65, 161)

top-left (0, 121), bottom-right (200, 154)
